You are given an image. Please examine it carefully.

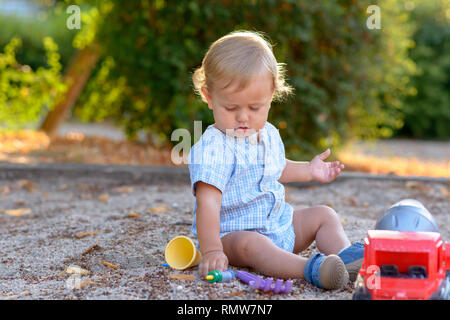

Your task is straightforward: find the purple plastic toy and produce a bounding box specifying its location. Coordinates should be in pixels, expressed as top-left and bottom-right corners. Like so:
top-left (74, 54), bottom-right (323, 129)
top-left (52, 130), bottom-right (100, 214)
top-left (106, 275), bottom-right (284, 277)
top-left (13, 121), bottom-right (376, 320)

top-left (236, 271), bottom-right (292, 294)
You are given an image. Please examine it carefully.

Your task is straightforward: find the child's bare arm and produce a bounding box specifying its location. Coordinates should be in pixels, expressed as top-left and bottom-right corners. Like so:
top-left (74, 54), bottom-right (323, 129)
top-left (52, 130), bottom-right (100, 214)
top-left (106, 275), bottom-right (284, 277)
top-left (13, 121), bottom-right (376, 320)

top-left (195, 181), bottom-right (228, 276)
top-left (196, 181), bottom-right (223, 253)
top-left (278, 159), bottom-right (312, 183)
top-left (278, 149), bottom-right (344, 184)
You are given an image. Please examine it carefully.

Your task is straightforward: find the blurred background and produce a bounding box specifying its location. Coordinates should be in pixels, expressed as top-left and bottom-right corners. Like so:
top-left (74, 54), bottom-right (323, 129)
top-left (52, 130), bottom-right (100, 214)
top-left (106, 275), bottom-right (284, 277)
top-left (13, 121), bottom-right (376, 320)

top-left (0, 0), bottom-right (448, 177)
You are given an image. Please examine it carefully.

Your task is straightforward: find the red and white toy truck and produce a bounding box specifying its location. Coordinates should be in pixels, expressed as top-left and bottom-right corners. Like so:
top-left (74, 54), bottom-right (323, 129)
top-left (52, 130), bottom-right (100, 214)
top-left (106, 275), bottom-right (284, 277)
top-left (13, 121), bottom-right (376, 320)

top-left (353, 230), bottom-right (450, 300)
top-left (353, 199), bottom-right (450, 300)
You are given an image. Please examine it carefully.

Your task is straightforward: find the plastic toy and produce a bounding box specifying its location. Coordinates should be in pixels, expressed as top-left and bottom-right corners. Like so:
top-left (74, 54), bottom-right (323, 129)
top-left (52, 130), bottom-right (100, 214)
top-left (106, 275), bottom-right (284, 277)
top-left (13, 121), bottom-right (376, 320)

top-left (353, 199), bottom-right (450, 300)
top-left (375, 199), bottom-right (440, 233)
top-left (236, 270), bottom-right (293, 294)
top-left (165, 236), bottom-right (202, 270)
top-left (206, 270), bottom-right (236, 283)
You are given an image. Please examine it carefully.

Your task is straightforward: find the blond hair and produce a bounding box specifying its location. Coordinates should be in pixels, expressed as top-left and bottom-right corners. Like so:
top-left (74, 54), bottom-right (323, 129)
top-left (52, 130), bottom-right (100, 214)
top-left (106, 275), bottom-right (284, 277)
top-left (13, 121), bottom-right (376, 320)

top-left (192, 30), bottom-right (293, 102)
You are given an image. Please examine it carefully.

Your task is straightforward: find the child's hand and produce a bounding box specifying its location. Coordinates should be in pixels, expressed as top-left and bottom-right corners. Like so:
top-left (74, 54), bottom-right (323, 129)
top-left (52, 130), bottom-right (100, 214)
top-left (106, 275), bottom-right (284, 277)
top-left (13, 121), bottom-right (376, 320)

top-left (310, 149), bottom-right (344, 183)
top-left (199, 250), bottom-right (228, 278)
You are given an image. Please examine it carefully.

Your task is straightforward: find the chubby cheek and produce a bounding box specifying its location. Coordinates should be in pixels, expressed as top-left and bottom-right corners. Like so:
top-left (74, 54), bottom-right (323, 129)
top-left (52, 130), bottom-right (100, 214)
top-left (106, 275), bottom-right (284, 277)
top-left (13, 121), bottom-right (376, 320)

top-left (213, 109), bottom-right (234, 128)
top-left (254, 108), bottom-right (270, 128)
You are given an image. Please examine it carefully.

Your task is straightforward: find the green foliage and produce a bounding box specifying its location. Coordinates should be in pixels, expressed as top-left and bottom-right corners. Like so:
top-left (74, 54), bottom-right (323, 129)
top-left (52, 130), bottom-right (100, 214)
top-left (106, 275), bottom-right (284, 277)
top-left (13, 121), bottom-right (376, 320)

top-left (0, 37), bottom-right (66, 129)
top-left (4, 1), bottom-right (435, 158)
top-left (81, 0), bottom-right (416, 157)
top-left (0, 9), bottom-right (76, 72)
top-left (344, 0), bottom-right (418, 141)
top-left (64, 0), bottom-right (114, 49)
top-left (75, 56), bottom-right (129, 122)
top-left (396, 0), bottom-right (450, 139)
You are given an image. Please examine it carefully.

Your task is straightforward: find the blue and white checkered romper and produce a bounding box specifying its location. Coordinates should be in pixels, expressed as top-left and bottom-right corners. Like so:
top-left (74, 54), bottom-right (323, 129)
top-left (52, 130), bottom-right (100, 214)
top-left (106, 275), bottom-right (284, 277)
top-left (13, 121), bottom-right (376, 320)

top-left (188, 121), bottom-right (295, 253)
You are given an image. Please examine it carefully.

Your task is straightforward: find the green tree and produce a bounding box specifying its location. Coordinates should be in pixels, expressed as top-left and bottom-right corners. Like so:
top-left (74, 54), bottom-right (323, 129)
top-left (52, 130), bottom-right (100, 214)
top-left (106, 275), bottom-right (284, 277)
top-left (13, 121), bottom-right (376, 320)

top-left (0, 37), bottom-right (66, 129)
top-left (1, 0), bottom-right (422, 159)
top-left (39, 0), bottom-right (112, 138)
top-left (396, 0), bottom-right (450, 139)
top-left (79, 0), bottom-right (415, 158)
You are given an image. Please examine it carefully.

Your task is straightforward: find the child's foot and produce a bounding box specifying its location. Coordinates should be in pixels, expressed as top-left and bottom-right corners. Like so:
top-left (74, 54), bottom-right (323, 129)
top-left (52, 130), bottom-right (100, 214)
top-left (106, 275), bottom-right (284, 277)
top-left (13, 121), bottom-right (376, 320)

top-left (304, 253), bottom-right (349, 290)
top-left (338, 242), bottom-right (365, 282)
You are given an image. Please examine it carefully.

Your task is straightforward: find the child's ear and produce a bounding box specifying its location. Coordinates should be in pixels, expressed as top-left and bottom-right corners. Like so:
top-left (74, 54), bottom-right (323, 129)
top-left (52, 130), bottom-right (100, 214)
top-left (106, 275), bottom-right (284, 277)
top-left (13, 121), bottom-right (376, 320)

top-left (202, 87), bottom-right (214, 110)
top-left (201, 87), bottom-right (211, 100)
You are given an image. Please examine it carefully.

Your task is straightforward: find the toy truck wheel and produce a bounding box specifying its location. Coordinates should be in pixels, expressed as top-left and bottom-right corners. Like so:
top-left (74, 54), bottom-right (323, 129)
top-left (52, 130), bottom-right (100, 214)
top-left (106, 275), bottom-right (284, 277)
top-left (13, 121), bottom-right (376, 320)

top-left (352, 286), bottom-right (372, 300)
top-left (352, 274), bottom-right (372, 300)
top-left (430, 277), bottom-right (450, 300)
top-left (380, 264), bottom-right (399, 277)
top-left (408, 265), bottom-right (427, 279)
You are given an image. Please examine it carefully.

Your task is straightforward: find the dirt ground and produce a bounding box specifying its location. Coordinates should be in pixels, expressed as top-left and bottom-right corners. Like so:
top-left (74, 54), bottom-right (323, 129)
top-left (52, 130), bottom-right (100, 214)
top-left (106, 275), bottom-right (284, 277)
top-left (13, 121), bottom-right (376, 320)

top-left (0, 171), bottom-right (449, 300)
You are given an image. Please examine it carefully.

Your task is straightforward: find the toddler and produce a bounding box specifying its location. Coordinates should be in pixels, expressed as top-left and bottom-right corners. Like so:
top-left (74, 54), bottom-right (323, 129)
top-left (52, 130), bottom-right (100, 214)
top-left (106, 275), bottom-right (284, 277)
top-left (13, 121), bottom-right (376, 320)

top-left (188, 31), bottom-right (364, 290)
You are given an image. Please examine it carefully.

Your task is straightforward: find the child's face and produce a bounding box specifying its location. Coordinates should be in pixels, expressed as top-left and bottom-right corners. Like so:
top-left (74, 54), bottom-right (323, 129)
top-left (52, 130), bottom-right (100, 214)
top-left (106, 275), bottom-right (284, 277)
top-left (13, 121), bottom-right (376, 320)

top-left (203, 72), bottom-right (274, 138)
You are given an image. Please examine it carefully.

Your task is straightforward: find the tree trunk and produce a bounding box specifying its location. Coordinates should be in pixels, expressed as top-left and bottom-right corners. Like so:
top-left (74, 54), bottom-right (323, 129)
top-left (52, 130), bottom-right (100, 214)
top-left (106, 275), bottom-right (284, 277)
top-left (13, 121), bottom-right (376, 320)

top-left (40, 43), bottom-right (101, 139)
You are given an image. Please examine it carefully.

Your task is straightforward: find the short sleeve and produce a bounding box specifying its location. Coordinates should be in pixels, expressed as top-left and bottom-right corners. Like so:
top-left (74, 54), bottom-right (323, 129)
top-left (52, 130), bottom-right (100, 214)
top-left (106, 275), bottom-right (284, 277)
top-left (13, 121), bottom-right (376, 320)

top-left (276, 129), bottom-right (287, 172)
top-left (266, 122), bottom-right (287, 175)
top-left (188, 131), bottom-right (235, 196)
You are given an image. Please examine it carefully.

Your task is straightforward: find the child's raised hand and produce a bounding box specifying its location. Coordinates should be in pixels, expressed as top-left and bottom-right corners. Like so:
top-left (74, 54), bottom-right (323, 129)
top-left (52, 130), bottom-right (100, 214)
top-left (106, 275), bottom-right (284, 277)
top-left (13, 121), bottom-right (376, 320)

top-left (310, 148), bottom-right (344, 183)
top-left (199, 250), bottom-right (229, 278)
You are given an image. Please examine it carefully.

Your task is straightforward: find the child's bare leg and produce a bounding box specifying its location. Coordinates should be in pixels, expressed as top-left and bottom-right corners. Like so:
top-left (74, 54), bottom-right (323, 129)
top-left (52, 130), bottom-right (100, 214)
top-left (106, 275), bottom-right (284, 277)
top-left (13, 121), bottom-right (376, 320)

top-left (221, 229), bottom-right (349, 289)
top-left (221, 230), bottom-right (307, 279)
top-left (292, 205), bottom-right (351, 255)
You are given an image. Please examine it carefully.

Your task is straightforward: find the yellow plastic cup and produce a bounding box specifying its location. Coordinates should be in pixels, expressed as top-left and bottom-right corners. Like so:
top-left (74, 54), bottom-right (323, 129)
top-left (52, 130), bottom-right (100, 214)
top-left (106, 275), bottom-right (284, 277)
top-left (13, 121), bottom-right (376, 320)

top-left (165, 236), bottom-right (202, 270)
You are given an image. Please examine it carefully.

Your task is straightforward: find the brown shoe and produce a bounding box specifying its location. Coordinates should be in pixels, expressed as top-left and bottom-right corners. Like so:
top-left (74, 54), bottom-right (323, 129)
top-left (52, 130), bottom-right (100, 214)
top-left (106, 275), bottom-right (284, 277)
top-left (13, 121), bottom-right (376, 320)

top-left (304, 253), bottom-right (349, 290)
top-left (319, 254), bottom-right (349, 290)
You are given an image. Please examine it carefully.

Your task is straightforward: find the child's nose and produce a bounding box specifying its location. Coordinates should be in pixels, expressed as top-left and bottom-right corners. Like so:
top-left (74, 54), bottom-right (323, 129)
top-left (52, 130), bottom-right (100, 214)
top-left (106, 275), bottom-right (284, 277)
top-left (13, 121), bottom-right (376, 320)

top-left (237, 110), bottom-right (249, 123)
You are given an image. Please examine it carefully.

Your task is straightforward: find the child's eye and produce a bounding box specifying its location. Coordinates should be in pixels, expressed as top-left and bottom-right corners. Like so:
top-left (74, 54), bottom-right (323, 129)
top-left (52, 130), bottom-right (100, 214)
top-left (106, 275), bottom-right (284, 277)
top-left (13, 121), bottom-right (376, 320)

top-left (224, 105), bottom-right (236, 111)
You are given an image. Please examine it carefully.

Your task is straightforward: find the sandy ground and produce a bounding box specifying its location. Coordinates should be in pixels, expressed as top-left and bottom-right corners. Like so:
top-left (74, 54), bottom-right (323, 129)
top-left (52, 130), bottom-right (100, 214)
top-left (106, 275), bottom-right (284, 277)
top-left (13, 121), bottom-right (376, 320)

top-left (0, 173), bottom-right (449, 300)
